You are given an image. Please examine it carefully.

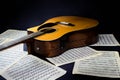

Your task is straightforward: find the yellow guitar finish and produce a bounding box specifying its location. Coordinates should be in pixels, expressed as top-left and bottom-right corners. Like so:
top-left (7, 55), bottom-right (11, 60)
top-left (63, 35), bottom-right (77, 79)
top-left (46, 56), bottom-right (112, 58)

top-left (27, 16), bottom-right (99, 41)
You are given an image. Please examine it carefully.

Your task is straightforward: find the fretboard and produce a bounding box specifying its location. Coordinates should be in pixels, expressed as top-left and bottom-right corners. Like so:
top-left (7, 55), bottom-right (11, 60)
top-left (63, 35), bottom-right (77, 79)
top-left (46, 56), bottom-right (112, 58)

top-left (0, 29), bottom-right (53, 51)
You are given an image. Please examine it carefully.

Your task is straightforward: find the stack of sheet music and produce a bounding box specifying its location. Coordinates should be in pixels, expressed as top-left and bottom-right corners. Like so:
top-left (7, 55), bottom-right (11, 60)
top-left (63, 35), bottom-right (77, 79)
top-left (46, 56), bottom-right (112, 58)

top-left (0, 29), bottom-right (66, 80)
top-left (0, 29), bottom-right (120, 80)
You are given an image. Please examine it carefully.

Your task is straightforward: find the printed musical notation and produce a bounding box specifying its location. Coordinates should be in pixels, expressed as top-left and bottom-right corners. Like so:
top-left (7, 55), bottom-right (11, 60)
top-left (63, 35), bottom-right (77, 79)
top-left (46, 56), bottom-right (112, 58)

top-left (0, 29), bottom-right (27, 41)
top-left (1, 55), bottom-right (66, 80)
top-left (90, 34), bottom-right (120, 46)
top-left (0, 29), bottom-right (120, 79)
top-left (47, 47), bottom-right (100, 66)
top-left (72, 51), bottom-right (120, 78)
top-left (0, 44), bottom-right (27, 75)
top-left (0, 29), bottom-right (27, 45)
top-left (0, 29), bottom-right (66, 80)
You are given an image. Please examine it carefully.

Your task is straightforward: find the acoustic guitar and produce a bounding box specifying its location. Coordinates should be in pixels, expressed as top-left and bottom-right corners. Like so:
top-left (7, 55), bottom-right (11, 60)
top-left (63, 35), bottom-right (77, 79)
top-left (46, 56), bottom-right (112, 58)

top-left (0, 16), bottom-right (99, 57)
top-left (27, 16), bottom-right (99, 57)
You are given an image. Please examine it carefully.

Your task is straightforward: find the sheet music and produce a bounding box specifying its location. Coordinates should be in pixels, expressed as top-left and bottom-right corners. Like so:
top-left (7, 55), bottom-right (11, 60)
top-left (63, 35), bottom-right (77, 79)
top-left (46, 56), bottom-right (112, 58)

top-left (72, 51), bottom-right (120, 78)
top-left (0, 29), bottom-right (27, 42)
top-left (0, 38), bottom-right (11, 45)
top-left (47, 47), bottom-right (101, 66)
top-left (90, 34), bottom-right (120, 46)
top-left (0, 44), bottom-right (28, 75)
top-left (1, 55), bottom-right (66, 80)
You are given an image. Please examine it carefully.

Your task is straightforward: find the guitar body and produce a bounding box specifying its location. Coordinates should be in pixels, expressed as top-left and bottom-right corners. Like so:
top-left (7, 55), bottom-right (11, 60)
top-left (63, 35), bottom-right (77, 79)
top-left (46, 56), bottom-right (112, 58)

top-left (26, 16), bottom-right (99, 57)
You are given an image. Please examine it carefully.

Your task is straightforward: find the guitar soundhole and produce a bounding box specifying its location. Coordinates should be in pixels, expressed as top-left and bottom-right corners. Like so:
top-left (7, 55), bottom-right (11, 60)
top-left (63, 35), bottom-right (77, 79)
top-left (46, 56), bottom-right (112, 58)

top-left (37, 22), bottom-right (75, 31)
top-left (37, 23), bottom-right (57, 31)
top-left (40, 28), bottom-right (56, 33)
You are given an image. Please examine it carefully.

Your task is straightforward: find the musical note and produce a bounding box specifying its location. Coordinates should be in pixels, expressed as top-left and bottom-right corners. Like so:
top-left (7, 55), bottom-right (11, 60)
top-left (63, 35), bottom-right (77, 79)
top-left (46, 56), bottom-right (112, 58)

top-left (72, 51), bottom-right (120, 78)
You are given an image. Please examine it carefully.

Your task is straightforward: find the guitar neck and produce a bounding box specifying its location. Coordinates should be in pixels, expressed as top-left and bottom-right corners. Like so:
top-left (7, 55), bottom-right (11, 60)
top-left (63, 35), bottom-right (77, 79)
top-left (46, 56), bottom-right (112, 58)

top-left (0, 30), bottom-right (45, 51)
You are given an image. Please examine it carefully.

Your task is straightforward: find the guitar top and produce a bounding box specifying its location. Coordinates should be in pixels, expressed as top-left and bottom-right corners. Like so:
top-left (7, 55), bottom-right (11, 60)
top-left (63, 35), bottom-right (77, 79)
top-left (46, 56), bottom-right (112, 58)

top-left (27, 16), bottom-right (99, 41)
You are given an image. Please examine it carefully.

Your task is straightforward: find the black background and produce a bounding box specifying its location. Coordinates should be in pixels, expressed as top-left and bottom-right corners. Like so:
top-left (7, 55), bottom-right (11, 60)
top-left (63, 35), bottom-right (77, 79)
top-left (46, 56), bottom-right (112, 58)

top-left (0, 0), bottom-right (120, 80)
top-left (0, 0), bottom-right (119, 34)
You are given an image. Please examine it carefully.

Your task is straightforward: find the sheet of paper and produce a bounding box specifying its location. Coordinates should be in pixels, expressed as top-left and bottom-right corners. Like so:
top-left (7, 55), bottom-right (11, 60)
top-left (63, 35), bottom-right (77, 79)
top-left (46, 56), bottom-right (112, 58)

top-left (47, 47), bottom-right (101, 66)
top-left (0, 29), bottom-right (27, 43)
top-left (72, 51), bottom-right (120, 78)
top-left (0, 38), bottom-right (11, 45)
top-left (1, 55), bottom-right (66, 80)
top-left (0, 29), bottom-right (27, 39)
top-left (90, 34), bottom-right (120, 46)
top-left (0, 44), bottom-right (28, 75)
